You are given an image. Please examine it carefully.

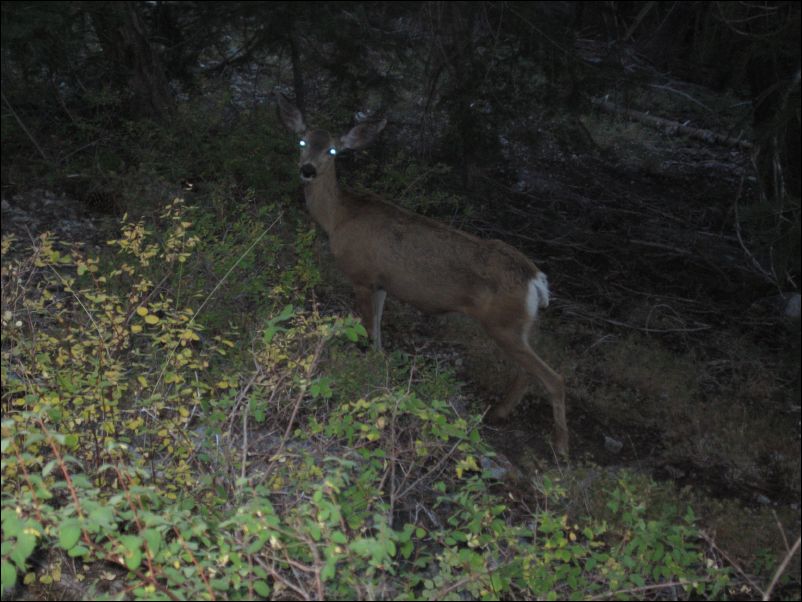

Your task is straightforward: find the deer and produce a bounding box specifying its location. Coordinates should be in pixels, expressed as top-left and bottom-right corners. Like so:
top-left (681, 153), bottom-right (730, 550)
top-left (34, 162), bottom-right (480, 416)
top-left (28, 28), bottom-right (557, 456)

top-left (278, 95), bottom-right (569, 455)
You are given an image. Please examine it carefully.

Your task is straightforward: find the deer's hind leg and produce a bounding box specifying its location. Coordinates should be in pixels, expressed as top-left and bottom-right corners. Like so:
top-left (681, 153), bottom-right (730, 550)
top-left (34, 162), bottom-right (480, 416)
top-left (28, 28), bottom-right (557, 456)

top-left (484, 319), bottom-right (568, 455)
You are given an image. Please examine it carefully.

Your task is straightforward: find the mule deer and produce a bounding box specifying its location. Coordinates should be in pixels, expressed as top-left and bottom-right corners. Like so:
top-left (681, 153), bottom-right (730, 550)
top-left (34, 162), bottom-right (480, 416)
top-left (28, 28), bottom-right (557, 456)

top-left (278, 95), bottom-right (568, 454)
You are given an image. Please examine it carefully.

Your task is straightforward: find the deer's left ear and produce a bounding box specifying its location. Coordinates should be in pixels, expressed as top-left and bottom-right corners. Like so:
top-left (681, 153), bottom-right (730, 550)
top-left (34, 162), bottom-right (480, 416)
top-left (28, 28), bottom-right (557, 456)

top-left (340, 119), bottom-right (387, 151)
top-left (277, 94), bottom-right (307, 135)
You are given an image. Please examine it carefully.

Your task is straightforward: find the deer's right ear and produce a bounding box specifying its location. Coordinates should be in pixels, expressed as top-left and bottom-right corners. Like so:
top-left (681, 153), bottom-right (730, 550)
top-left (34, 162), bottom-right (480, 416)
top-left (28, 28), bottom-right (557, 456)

top-left (277, 94), bottom-right (306, 135)
top-left (340, 119), bottom-right (387, 151)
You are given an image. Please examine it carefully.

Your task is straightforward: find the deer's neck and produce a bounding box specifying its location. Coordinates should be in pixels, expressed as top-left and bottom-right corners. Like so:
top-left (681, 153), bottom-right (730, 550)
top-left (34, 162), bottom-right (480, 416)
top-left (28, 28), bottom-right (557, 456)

top-left (303, 165), bottom-right (342, 235)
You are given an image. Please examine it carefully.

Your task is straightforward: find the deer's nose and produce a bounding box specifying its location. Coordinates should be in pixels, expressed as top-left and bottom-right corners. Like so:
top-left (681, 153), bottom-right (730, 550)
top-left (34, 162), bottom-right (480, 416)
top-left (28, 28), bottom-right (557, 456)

top-left (300, 164), bottom-right (317, 179)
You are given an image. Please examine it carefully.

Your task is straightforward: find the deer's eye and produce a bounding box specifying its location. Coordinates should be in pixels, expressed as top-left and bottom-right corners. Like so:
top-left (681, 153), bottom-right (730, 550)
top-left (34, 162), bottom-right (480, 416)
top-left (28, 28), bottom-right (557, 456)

top-left (299, 139), bottom-right (306, 147)
top-left (328, 147), bottom-right (337, 156)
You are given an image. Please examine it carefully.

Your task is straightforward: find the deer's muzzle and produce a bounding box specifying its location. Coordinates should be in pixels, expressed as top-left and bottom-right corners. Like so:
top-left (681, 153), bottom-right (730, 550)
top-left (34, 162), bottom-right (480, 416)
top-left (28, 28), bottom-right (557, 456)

top-left (300, 164), bottom-right (317, 180)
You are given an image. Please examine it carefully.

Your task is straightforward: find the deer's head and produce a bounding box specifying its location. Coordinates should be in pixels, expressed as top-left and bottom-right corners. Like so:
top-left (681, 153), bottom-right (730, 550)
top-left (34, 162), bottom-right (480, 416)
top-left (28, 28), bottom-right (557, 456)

top-left (277, 94), bottom-right (387, 183)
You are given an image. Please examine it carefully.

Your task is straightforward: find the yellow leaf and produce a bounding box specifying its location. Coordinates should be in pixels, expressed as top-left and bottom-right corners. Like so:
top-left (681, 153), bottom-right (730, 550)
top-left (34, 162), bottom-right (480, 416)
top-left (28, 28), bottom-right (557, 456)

top-left (131, 324), bottom-right (142, 333)
top-left (180, 329), bottom-right (200, 342)
top-left (144, 314), bottom-right (160, 325)
top-left (136, 307), bottom-right (149, 316)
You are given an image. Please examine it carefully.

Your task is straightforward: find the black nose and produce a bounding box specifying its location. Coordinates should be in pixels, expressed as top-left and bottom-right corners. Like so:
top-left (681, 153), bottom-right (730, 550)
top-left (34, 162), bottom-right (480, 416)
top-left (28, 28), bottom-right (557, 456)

top-left (300, 164), bottom-right (317, 179)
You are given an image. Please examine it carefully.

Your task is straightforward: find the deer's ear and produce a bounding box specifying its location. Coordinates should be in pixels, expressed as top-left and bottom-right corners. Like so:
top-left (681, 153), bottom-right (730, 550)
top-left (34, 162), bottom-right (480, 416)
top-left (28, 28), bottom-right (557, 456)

top-left (340, 119), bottom-right (387, 150)
top-left (277, 94), bottom-right (307, 135)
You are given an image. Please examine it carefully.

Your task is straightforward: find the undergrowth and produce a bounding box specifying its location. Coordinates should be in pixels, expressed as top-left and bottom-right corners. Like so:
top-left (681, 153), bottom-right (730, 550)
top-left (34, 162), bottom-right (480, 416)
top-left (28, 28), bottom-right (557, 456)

top-left (0, 198), bottom-right (736, 600)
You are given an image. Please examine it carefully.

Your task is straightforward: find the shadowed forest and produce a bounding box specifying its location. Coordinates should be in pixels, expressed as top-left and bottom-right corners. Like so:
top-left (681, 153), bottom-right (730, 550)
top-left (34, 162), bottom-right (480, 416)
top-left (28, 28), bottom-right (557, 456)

top-left (1, 2), bottom-right (800, 600)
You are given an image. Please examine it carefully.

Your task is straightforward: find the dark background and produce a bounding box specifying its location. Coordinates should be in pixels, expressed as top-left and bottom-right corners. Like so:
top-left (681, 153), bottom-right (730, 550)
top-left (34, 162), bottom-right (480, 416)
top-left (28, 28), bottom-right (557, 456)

top-left (1, 3), bottom-right (800, 597)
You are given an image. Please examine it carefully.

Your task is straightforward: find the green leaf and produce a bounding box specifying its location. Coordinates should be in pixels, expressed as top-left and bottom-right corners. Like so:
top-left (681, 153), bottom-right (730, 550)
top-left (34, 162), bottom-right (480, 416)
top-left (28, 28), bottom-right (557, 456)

top-left (88, 505), bottom-right (115, 530)
top-left (120, 535), bottom-right (143, 571)
top-left (253, 580), bottom-right (271, 597)
top-left (42, 459), bottom-right (58, 477)
top-left (490, 572), bottom-right (504, 593)
top-left (307, 522), bottom-right (321, 541)
top-left (142, 529), bottom-right (162, 555)
top-left (11, 532), bottom-right (36, 569)
top-left (331, 531), bottom-right (348, 545)
top-left (247, 536), bottom-right (268, 554)
top-left (349, 538), bottom-right (374, 558)
top-left (126, 547), bottom-right (142, 571)
top-left (59, 521), bottom-right (82, 550)
top-left (1, 561), bottom-right (17, 591)
top-left (67, 545), bottom-right (90, 558)
top-left (263, 305), bottom-right (295, 343)
top-left (1, 511), bottom-right (22, 537)
top-left (321, 558), bottom-right (336, 582)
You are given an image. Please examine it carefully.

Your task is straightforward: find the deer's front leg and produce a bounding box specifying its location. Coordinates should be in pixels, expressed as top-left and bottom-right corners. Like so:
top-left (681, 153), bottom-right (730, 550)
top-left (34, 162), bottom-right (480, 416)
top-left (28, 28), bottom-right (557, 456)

top-left (354, 286), bottom-right (386, 350)
top-left (371, 289), bottom-right (387, 350)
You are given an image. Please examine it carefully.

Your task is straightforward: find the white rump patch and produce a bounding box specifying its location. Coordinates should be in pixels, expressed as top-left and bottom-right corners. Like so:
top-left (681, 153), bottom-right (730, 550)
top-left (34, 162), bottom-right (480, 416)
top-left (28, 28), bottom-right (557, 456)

top-left (526, 272), bottom-right (550, 319)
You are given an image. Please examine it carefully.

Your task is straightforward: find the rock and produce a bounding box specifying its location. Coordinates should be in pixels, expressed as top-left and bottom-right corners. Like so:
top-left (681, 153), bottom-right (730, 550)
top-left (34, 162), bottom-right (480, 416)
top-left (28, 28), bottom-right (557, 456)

top-left (784, 293), bottom-right (800, 319)
top-left (604, 435), bottom-right (623, 454)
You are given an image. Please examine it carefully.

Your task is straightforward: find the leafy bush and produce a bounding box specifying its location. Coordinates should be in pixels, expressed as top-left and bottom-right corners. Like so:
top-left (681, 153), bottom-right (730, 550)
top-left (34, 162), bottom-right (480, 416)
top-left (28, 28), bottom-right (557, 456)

top-left (2, 201), bottom-right (730, 600)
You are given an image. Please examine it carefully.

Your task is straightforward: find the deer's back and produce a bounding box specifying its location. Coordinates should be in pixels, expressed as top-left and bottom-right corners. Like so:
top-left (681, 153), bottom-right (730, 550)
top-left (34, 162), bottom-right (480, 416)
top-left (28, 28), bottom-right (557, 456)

top-left (330, 193), bottom-right (539, 317)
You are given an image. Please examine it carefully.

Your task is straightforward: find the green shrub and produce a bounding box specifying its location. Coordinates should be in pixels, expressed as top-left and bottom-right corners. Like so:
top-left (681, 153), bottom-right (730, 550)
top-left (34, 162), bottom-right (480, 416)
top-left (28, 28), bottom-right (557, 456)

top-left (2, 201), bottom-right (730, 600)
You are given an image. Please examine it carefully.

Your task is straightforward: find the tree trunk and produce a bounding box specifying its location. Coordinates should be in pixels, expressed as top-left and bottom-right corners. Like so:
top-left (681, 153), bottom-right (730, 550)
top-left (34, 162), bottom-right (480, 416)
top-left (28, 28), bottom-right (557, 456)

top-left (89, 1), bottom-right (174, 120)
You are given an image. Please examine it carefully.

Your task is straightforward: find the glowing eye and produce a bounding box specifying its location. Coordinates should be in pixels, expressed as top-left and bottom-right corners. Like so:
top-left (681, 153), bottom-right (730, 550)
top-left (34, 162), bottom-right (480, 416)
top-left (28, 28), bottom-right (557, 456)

top-left (299, 139), bottom-right (306, 147)
top-left (328, 147), bottom-right (337, 156)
